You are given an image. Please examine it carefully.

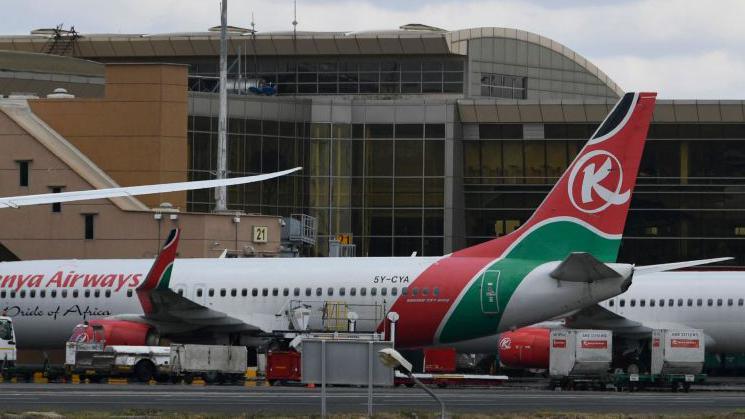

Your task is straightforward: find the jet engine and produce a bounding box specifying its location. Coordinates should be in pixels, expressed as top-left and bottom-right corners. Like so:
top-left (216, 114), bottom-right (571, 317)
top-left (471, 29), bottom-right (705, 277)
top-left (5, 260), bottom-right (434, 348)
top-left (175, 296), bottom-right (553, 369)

top-left (71, 319), bottom-right (160, 346)
top-left (498, 327), bottom-right (550, 369)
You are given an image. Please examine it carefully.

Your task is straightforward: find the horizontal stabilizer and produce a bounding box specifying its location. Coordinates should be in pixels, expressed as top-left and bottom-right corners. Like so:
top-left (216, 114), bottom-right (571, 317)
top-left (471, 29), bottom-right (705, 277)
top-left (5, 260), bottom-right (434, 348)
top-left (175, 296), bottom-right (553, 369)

top-left (0, 167), bottom-right (302, 208)
top-left (634, 257), bottom-right (733, 275)
top-left (550, 252), bottom-right (622, 283)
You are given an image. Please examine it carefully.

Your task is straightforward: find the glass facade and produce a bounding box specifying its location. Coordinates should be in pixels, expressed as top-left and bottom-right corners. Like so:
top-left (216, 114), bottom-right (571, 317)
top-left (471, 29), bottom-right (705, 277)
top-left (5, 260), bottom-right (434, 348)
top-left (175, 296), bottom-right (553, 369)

top-left (186, 56), bottom-right (465, 96)
top-left (480, 73), bottom-right (526, 99)
top-left (187, 115), bottom-right (446, 257)
top-left (187, 115), bottom-right (307, 216)
top-left (464, 123), bottom-right (745, 265)
top-left (307, 123), bottom-right (446, 257)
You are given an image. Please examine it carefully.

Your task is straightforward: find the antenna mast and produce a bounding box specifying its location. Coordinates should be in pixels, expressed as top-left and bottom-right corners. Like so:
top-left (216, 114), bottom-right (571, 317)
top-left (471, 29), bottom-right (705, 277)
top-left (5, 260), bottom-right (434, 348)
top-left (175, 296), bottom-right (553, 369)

top-left (214, 0), bottom-right (228, 212)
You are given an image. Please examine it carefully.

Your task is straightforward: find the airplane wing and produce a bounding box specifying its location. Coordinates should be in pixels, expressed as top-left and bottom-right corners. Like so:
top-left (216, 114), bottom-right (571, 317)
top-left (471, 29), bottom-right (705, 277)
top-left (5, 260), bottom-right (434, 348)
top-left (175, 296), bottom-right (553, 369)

top-left (0, 167), bottom-right (301, 208)
top-left (109, 229), bottom-right (260, 335)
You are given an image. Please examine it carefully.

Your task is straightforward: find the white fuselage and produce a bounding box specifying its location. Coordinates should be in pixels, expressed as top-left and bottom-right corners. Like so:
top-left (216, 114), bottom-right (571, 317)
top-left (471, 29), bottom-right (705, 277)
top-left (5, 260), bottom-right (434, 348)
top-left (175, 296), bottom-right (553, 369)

top-left (0, 257), bottom-right (436, 349)
top-left (599, 271), bottom-right (745, 352)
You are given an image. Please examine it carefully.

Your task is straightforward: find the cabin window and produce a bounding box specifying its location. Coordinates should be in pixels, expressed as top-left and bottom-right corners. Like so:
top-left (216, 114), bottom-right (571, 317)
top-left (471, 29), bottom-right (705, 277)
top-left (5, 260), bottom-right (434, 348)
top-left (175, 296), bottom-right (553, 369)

top-left (391, 287), bottom-right (398, 296)
top-left (381, 287), bottom-right (388, 296)
top-left (677, 298), bottom-right (683, 307)
top-left (433, 287), bottom-right (439, 297)
top-left (659, 299), bottom-right (664, 307)
top-left (20, 290), bottom-right (26, 298)
top-left (402, 287), bottom-right (408, 296)
top-left (305, 288), bottom-right (311, 297)
top-left (208, 289), bottom-right (215, 297)
top-left (262, 288), bottom-right (268, 297)
top-left (40, 290), bottom-right (46, 298)
top-left (668, 299), bottom-right (674, 307)
top-left (350, 288), bottom-right (357, 296)
top-left (252, 288), bottom-right (258, 297)
top-left (0, 291), bottom-right (5, 299)
top-left (220, 289), bottom-right (227, 297)
top-left (283, 288), bottom-right (289, 297)
top-left (739, 299), bottom-right (744, 306)
top-left (231, 289), bottom-right (237, 297)
top-left (10, 291), bottom-right (16, 299)
top-left (412, 288), bottom-right (419, 297)
top-left (94, 290), bottom-right (100, 298)
top-left (650, 299), bottom-right (655, 307)
top-left (619, 299), bottom-right (625, 307)
top-left (639, 299), bottom-right (645, 307)
top-left (422, 288), bottom-right (429, 296)
top-left (328, 287), bottom-right (334, 296)
top-left (316, 288), bottom-right (322, 297)
top-left (51, 290), bottom-right (57, 298)
top-left (360, 288), bottom-right (367, 296)
top-left (728, 298), bottom-right (733, 306)
top-left (339, 287), bottom-right (346, 296)
top-left (105, 290), bottom-right (111, 298)
top-left (696, 298), bottom-right (702, 307)
top-left (630, 299), bottom-right (636, 307)
top-left (294, 288), bottom-right (300, 297)
top-left (242, 289), bottom-right (248, 297)
top-left (687, 299), bottom-right (693, 307)
top-left (371, 287), bottom-right (377, 296)
top-left (73, 290), bottom-right (79, 298)
top-left (29, 290), bottom-right (36, 298)
top-left (63, 290), bottom-right (69, 298)
top-left (196, 289), bottom-right (203, 297)
top-left (272, 288), bottom-right (279, 297)
top-left (707, 299), bottom-right (713, 306)
top-left (609, 299), bottom-right (615, 307)
top-left (84, 290), bottom-right (90, 298)
top-left (717, 298), bottom-right (723, 306)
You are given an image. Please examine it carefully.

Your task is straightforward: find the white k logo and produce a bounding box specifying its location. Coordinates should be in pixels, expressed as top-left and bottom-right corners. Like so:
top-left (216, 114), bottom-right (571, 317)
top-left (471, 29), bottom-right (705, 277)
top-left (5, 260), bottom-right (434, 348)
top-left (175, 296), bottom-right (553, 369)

top-left (581, 158), bottom-right (629, 205)
top-left (568, 150), bottom-right (631, 214)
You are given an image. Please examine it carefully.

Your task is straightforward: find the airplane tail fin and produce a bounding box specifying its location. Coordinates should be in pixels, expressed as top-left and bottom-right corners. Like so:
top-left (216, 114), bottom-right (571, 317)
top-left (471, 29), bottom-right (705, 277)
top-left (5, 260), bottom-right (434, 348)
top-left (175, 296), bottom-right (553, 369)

top-left (456, 92), bottom-right (657, 262)
top-left (138, 228), bottom-right (180, 292)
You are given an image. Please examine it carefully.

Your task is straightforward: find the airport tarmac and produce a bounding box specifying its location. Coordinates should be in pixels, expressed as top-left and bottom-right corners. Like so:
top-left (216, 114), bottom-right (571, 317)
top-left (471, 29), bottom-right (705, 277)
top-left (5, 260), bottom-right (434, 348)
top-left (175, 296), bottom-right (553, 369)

top-left (1, 383), bottom-right (745, 415)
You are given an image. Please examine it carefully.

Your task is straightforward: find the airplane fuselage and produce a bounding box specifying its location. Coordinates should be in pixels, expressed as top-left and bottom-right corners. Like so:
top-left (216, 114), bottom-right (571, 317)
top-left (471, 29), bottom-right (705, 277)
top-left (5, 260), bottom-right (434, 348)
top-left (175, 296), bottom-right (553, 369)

top-left (600, 271), bottom-right (745, 353)
top-left (1, 255), bottom-right (630, 351)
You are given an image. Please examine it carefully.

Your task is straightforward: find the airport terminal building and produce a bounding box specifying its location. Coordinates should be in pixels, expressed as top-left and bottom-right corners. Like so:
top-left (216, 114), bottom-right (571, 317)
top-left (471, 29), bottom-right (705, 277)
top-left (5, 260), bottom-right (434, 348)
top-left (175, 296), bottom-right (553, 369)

top-left (0, 25), bottom-right (743, 264)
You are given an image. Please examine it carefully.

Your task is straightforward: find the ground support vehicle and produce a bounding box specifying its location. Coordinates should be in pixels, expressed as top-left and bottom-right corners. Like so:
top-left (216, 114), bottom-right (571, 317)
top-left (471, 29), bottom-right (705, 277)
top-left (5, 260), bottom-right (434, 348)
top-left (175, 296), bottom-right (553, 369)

top-left (612, 372), bottom-right (706, 392)
top-left (65, 341), bottom-right (247, 383)
top-left (549, 329), bottom-right (613, 390)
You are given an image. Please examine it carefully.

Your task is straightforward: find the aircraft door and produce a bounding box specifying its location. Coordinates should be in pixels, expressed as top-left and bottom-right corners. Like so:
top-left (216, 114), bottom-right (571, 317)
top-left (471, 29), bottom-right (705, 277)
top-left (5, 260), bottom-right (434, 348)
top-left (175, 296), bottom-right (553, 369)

top-left (479, 270), bottom-right (501, 315)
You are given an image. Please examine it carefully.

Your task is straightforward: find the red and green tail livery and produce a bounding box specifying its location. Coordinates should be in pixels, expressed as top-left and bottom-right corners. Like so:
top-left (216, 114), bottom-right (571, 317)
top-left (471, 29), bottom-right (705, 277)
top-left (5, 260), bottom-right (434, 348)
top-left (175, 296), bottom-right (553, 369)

top-left (388, 92), bottom-right (657, 348)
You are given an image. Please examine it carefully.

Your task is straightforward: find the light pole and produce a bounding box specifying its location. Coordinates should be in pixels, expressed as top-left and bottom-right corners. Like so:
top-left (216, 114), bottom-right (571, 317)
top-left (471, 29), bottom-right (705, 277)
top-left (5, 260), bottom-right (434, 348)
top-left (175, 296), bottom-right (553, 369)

top-left (378, 348), bottom-right (446, 419)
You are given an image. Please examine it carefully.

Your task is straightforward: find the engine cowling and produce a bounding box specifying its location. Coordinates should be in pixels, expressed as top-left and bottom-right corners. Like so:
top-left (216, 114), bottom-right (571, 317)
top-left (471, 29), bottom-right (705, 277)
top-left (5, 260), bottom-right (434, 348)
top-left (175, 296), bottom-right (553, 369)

top-left (498, 327), bottom-right (550, 369)
top-left (74, 320), bottom-right (160, 346)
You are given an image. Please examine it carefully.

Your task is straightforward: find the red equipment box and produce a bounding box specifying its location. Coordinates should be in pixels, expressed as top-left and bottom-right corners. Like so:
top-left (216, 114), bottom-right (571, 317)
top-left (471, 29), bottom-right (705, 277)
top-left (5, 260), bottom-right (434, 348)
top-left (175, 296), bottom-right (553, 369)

top-left (266, 350), bottom-right (301, 383)
top-left (423, 347), bottom-right (457, 373)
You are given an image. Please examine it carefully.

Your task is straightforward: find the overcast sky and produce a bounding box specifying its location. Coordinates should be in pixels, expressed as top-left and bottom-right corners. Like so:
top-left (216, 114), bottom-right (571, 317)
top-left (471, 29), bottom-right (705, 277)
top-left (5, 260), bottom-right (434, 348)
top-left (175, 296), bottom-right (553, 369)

top-left (6, 0), bottom-right (745, 99)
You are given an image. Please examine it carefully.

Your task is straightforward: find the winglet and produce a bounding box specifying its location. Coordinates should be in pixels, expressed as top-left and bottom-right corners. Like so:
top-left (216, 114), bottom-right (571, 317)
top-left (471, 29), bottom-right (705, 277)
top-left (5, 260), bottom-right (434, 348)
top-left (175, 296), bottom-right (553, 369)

top-left (139, 229), bottom-right (180, 292)
top-left (550, 252), bottom-right (622, 283)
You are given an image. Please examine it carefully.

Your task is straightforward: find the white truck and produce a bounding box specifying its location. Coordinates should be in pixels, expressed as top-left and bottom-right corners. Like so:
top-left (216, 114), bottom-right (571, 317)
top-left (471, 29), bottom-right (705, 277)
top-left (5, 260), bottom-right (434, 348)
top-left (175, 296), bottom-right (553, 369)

top-left (65, 324), bottom-right (247, 383)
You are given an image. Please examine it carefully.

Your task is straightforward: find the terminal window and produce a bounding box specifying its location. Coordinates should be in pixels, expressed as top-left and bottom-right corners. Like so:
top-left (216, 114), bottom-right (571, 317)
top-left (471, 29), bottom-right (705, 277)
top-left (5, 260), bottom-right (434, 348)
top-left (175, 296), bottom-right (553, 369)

top-left (480, 73), bottom-right (526, 99)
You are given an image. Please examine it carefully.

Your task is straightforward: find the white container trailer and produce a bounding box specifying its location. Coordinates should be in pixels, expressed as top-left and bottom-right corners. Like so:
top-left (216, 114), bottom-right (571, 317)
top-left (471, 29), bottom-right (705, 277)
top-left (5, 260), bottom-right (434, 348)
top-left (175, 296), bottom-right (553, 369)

top-left (170, 344), bottom-right (247, 382)
top-left (651, 329), bottom-right (705, 375)
top-left (549, 329), bottom-right (612, 378)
